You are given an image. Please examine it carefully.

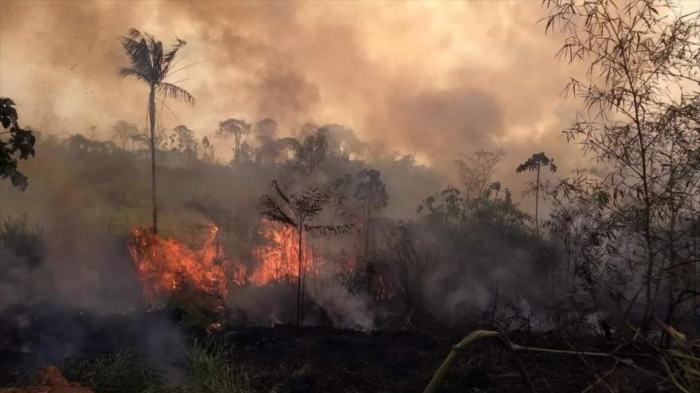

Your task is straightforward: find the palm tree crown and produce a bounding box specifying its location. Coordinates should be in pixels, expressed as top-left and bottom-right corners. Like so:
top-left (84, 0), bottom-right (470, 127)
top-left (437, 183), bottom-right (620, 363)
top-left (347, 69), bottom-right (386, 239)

top-left (118, 28), bottom-right (195, 234)
top-left (119, 28), bottom-right (195, 106)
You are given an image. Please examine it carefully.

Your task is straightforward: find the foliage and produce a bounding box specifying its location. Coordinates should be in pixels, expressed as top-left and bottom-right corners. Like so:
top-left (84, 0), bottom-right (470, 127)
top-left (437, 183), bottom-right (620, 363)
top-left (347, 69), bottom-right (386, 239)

top-left (355, 169), bottom-right (389, 213)
top-left (516, 152), bottom-right (556, 235)
top-left (118, 29), bottom-right (195, 106)
top-left (119, 28), bottom-right (195, 234)
top-left (67, 342), bottom-right (257, 393)
top-left (659, 323), bottom-right (700, 393)
top-left (260, 180), bottom-right (353, 326)
top-left (515, 152), bottom-right (556, 175)
top-left (172, 125), bottom-right (199, 157)
top-left (148, 340), bottom-right (257, 393)
top-left (217, 119), bottom-right (251, 164)
top-left (164, 289), bottom-right (224, 332)
top-left (0, 97), bottom-right (36, 191)
top-left (0, 214), bottom-right (44, 268)
top-left (286, 127), bottom-right (329, 177)
top-left (111, 121), bottom-right (142, 150)
top-left (543, 0), bottom-right (700, 331)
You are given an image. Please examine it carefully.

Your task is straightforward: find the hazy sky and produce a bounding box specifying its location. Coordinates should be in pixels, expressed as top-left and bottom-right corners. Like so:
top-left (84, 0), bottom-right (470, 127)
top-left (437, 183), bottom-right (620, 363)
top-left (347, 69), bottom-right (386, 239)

top-left (0, 0), bottom-right (603, 201)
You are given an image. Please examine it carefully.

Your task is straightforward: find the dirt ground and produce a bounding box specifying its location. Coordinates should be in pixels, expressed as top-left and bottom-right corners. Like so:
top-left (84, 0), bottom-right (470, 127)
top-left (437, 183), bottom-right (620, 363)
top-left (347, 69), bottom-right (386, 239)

top-left (0, 367), bottom-right (94, 393)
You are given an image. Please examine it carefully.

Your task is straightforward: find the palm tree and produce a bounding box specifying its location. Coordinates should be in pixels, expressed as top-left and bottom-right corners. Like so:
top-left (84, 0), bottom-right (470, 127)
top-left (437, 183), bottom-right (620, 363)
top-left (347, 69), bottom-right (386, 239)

top-left (516, 152), bottom-right (556, 236)
top-left (118, 29), bottom-right (195, 234)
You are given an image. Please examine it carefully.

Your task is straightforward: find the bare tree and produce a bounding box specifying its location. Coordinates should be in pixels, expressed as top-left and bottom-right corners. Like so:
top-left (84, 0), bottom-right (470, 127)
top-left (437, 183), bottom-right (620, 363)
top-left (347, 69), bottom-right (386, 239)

top-left (455, 148), bottom-right (506, 224)
top-left (355, 169), bottom-right (389, 257)
top-left (456, 148), bottom-right (506, 201)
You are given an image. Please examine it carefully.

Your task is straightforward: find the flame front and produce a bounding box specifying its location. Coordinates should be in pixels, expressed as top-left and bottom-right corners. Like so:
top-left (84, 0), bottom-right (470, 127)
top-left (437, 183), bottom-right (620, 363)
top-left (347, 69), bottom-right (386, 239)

top-left (250, 225), bottom-right (315, 285)
top-left (127, 225), bottom-right (228, 302)
top-left (127, 222), bottom-right (324, 302)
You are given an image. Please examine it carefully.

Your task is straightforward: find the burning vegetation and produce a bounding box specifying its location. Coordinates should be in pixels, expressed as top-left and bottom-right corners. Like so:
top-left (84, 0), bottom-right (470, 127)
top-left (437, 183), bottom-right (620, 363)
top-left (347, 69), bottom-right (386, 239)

top-left (2, 0), bottom-right (700, 392)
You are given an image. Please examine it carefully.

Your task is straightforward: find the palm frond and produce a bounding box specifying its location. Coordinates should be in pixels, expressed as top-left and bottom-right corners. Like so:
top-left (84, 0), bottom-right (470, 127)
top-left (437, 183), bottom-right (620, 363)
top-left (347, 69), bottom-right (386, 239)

top-left (260, 195), bottom-right (297, 228)
top-left (162, 38), bottom-right (187, 76)
top-left (158, 83), bottom-right (195, 106)
top-left (118, 67), bottom-right (149, 83)
top-left (119, 29), bottom-right (154, 82)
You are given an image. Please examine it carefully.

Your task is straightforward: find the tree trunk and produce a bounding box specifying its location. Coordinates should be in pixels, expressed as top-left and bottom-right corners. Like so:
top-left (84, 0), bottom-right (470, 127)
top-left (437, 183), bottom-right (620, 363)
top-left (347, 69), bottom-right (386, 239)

top-left (149, 85), bottom-right (158, 235)
top-left (535, 166), bottom-right (540, 237)
top-left (296, 224), bottom-right (304, 327)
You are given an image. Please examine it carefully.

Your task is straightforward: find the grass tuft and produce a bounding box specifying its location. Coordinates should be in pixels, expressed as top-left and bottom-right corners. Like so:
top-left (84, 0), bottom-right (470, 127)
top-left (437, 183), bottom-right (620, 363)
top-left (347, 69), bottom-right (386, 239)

top-left (68, 349), bottom-right (162, 393)
top-left (146, 339), bottom-right (257, 393)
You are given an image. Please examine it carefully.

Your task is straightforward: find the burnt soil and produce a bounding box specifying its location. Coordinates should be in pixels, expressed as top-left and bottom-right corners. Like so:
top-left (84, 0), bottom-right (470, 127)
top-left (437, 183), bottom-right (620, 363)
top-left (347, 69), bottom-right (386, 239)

top-left (0, 305), bottom-right (663, 393)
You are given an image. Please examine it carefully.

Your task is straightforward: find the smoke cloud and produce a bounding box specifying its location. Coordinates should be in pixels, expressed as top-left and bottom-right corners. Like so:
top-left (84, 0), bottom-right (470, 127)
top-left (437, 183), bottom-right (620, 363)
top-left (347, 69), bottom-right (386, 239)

top-left (0, 0), bottom-right (591, 207)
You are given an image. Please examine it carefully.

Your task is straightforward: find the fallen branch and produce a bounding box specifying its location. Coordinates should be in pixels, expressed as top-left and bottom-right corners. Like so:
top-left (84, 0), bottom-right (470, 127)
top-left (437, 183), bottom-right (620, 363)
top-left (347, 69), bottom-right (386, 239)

top-left (422, 330), bottom-right (536, 393)
top-left (422, 330), bottom-right (653, 393)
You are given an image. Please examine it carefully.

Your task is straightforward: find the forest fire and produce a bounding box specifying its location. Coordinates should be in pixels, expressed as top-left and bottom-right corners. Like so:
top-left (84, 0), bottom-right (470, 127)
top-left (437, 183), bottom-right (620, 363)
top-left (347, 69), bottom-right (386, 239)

top-left (127, 222), bottom-right (323, 303)
top-left (6, 1), bottom-right (700, 391)
top-left (127, 225), bottom-right (228, 302)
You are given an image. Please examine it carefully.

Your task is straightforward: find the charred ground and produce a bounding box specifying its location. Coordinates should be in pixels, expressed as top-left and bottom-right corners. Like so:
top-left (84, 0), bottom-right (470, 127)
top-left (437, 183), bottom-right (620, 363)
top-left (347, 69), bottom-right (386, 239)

top-left (0, 305), bottom-right (663, 393)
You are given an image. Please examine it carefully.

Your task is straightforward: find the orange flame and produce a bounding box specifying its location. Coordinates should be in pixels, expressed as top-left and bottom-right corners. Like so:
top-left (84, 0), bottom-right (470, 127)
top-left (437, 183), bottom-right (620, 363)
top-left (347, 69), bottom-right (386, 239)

top-left (127, 225), bottom-right (228, 302)
top-left (127, 222), bottom-right (327, 302)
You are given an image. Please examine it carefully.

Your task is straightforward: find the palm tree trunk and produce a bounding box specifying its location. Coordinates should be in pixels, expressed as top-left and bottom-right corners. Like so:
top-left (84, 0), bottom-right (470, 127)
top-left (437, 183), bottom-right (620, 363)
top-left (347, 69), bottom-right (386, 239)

top-left (149, 85), bottom-right (158, 235)
top-left (297, 224), bottom-right (304, 327)
top-left (535, 166), bottom-right (540, 237)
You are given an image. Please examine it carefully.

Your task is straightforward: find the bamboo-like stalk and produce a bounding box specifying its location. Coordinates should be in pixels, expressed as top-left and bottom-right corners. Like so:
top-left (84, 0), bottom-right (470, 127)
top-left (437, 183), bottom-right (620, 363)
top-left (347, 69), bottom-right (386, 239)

top-left (422, 330), bottom-right (536, 393)
top-left (422, 330), bottom-right (653, 393)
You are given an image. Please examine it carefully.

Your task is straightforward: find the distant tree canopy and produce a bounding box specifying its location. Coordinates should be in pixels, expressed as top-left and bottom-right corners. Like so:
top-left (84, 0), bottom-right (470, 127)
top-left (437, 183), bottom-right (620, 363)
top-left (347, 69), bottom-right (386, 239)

top-left (516, 152), bottom-right (556, 235)
top-left (217, 118), bottom-right (252, 164)
top-left (287, 127), bottom-right (329, 177)
top-left (0, 97), bottom-right (36, 191)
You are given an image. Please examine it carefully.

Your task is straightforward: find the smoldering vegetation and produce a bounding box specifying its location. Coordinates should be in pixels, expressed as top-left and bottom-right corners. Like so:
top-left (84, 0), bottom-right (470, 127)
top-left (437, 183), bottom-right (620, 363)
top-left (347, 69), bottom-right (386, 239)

top-left (2, 0), bottom-right (700, 392)
top-left (0, 121), bottom-right (560, 382)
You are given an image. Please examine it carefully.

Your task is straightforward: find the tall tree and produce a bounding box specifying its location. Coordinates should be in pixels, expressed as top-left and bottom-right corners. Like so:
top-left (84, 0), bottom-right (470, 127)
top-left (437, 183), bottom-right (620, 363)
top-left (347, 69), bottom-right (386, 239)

top-left (455, 148), bottom-right (506, 219)
top-left (0, 97), bottom-right (35, 191)
top-left (355, 169), bottom-right (389, 257)
top-left (200, 136), bottom-right (215, 163)
top-left (261, 181), bottom-right (352, 327)
top-left (173, 125), bottom-right (199, 163)
top-left (111, 120), bottom-right (139, 150)
top-left (217, 118), bottom-right (251, 164)
top-left (516, 152), bottom-right (557, 235)
top-left (118, 28), bottom-right (195, 234)
top-left (287, 128), bottom-right (329, 177)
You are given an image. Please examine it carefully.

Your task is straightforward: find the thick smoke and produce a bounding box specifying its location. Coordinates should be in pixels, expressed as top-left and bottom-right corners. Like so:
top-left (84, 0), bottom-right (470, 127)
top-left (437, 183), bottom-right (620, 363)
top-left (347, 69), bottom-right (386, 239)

top-left (0, 0), bottom-right (588, 200)
top-left (0, 2), bottom-right (601, 369)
